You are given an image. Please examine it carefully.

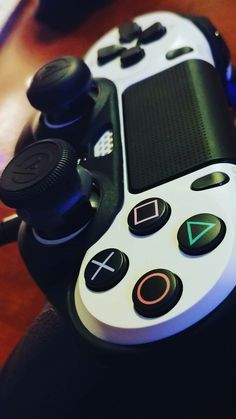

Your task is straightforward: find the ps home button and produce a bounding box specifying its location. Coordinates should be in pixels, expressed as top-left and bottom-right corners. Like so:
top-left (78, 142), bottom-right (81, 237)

top-left (128, 197), bottom-right (171, 236)
top-left (85, 248), bottom-right (129, 292)
top-left (177, 213), bottom-right (226, 256)
top-left (132, 269), bottom-right (182, 318)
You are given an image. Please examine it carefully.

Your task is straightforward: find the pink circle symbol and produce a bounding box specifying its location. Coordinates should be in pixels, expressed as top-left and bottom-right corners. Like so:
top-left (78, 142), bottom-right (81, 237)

top-left (137, 272), bottom-right (171, 305)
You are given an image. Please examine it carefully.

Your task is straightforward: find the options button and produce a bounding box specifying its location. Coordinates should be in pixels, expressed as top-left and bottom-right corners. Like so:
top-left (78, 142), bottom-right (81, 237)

top-left (166, 46), bottom-right (193, 60)
top-left (191, 172), bottom-right (230, 191)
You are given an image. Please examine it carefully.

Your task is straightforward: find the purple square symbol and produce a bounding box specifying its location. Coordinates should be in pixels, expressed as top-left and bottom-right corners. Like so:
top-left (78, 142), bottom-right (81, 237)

top-left (134, 199), bottom-right (159, 225)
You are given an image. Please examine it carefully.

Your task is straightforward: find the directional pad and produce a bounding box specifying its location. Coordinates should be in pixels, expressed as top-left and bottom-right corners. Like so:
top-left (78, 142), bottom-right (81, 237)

top-left (177, 213), bottom-right (226, 255)
top-left (97, 20), bottom-right (167, 67)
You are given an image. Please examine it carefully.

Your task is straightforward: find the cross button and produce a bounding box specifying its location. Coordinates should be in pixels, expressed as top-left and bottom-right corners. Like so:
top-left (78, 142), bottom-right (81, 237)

top-left (84, 248), bottom-right (129, 292)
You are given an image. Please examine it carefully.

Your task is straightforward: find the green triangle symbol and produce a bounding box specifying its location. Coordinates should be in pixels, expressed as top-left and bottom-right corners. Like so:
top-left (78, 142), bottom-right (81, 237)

top-left (187, 221), bottom-right (216, 246)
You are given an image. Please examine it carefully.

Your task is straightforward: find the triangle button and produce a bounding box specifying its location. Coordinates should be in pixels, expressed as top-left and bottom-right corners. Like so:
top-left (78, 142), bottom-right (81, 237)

top-left (177, 213), bottom-right (226, 256)
top-left (187, 221), bottom-right (216, 246)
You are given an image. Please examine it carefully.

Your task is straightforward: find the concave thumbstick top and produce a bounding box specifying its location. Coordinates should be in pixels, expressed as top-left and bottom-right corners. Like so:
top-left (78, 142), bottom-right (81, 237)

top-left (0, 139), bottom-right (80, 208)
top-left (26, 56), bottom-right (93, 113)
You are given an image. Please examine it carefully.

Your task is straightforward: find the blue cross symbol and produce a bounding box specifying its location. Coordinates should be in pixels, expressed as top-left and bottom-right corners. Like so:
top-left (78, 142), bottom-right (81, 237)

top-left (90, 251), bottom-right (115, 281)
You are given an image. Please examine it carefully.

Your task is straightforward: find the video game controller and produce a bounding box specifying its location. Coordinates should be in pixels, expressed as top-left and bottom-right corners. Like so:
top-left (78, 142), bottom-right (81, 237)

top-left (1, 11), bottom-right (236, 349)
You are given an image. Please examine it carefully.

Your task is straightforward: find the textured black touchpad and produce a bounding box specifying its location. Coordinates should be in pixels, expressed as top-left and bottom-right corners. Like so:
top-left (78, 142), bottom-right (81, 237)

top-left (122, 59), bottom-right (236, 193)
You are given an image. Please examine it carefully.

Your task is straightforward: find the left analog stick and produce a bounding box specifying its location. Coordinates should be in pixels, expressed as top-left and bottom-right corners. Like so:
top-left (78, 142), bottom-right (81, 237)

top-left (0, 139), bottom-right (95, 239)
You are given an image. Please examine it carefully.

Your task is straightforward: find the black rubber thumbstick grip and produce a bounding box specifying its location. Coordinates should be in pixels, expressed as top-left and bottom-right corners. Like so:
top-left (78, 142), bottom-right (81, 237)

top-left (0, 139), bottom-right (79, 208)
top-left (26, 56), bottom-right (92, 112)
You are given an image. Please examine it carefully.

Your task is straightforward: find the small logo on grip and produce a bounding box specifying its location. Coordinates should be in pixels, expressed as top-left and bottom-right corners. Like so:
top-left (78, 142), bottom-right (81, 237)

top-left (37, 58), bottom-right (70, 84)
top-left (11, 152), bottom-right (49, 185)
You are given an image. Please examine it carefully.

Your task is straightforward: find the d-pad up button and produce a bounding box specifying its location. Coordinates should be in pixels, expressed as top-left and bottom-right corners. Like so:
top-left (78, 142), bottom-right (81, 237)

top-left (177, 213), bottom-right (226, 255)
top-left (119, 21), bottom-right (142, 43)
top-left (84, 249), bottom-right (129, 291)
top-left (132, 269), bottom-right (182, 318)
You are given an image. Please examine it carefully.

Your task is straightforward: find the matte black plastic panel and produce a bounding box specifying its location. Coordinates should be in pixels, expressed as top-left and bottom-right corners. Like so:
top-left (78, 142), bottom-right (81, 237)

top-left (122, 59), bottom-right (236, 193)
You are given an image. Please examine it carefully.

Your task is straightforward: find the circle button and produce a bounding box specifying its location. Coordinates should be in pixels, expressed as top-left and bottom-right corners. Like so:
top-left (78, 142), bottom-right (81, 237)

top-left (132, 269), bottom-right (182, 318)
top-left (85, 248), bottom-right (129, 292)
top-left (127, 197), bottom-right (171, 236)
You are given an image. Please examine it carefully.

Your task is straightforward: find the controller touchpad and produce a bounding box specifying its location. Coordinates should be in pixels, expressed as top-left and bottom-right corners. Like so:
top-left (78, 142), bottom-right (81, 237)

top-left (123, 59), bottom-right (235, 193)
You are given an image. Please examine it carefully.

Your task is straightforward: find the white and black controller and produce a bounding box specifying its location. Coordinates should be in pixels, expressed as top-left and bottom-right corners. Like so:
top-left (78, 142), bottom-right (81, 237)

top-left (75, 11), bottom-right (236, 345)
top-left (1, 11), bottom-right (236, 349)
